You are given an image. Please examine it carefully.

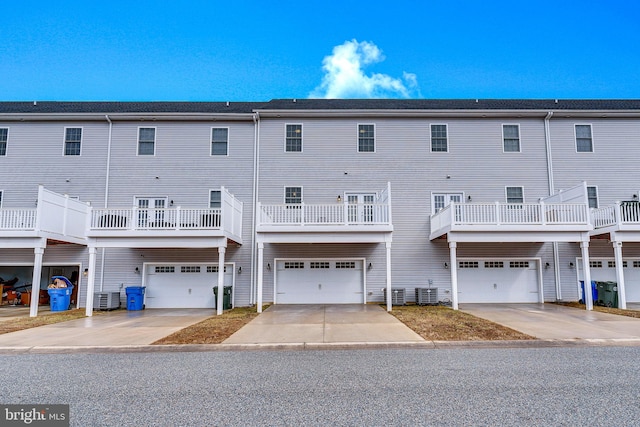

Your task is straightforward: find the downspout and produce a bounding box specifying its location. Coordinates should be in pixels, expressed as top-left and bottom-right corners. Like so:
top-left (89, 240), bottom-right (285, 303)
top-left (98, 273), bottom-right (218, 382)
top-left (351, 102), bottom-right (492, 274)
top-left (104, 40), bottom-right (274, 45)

top-left (99, 114), bottom-right (113, 292)
top-left (544, 111), bottom-right (562, 300)
top-left (250, 111), bottom-right (260, 306)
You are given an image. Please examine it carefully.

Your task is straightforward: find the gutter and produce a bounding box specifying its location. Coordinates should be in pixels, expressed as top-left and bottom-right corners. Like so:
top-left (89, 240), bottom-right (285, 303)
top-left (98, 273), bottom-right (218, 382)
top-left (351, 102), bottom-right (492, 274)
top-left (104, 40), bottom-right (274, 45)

top-left (544, 111), bottom-right (562, 300)
top-left (99, 115), bottom-right (113, 292)
top-left (250, 112), bottom-right (260, 305)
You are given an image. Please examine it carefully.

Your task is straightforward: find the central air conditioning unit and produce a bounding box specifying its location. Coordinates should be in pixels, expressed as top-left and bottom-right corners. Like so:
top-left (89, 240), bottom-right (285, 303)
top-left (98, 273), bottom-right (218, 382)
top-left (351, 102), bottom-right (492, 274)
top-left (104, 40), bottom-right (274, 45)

top-left (93, 292), bottom-right (121, 310)
top-left (415, 288), bottom-right (438, 305)
top-left (383, 288), bottom-right (406, 305)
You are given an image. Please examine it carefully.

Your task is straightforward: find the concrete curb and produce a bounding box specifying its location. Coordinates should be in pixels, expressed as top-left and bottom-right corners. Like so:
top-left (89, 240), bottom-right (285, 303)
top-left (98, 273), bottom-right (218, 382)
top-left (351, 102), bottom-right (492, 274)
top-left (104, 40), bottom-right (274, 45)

top-left (2, 338), bottom-right (640, 354)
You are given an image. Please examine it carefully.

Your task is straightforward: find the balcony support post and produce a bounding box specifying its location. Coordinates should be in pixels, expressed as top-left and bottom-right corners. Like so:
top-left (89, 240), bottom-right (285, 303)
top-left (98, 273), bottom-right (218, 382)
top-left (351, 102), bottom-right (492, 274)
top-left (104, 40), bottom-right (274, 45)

top-left (85, 246), bottom-right (97, 317)
top-left (612, 240), bottom-right (627, 309)
top-left (29, 241), bottom-right (46, 317)
top-left (581, 241), bottom-right (593, 311)
top-left (449, 241), bottom-right (459, 310)
top-left (216, 246), bottom-right (226, 316)
top-left (257, 242), bottom-right (264, 313)
top-left (386, 242), bottom-right (392, 312)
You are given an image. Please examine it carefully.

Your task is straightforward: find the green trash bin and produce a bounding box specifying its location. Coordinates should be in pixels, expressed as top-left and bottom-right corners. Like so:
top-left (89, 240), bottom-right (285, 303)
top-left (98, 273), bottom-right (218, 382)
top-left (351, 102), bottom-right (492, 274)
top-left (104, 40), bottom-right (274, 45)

top-left (213, 285), bottom-right (232, 310)
top-left (598, 281), bottom-right (618, 308)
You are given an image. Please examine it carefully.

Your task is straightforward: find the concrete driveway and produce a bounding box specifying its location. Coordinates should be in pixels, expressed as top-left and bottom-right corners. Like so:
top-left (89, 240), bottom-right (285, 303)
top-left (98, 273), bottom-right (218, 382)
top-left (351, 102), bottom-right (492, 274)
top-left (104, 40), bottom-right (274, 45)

top-left (460, 303), bottom-right (640, 340)
top-left (0, 308), bottom-right (213, 348)
top-left (223, 304), bottom-right (425, 345)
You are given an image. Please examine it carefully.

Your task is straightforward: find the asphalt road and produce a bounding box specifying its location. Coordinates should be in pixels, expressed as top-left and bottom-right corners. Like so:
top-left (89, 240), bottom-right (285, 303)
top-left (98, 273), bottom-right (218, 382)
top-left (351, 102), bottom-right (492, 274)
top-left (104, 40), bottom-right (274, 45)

top-left (1, 347), bottom-right (639, 426)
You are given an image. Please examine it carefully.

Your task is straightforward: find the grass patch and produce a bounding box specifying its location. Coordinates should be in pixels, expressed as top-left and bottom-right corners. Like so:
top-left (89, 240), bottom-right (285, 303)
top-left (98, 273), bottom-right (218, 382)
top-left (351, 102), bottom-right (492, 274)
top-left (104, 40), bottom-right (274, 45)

top-left (0, 309), bottom-right (89, 335)
top-left (152, 306), bottom-right (264, 345)
top-left (388, 305), bottom-right (534, 341)
top-left (555, 301), bottom-right (640, 319)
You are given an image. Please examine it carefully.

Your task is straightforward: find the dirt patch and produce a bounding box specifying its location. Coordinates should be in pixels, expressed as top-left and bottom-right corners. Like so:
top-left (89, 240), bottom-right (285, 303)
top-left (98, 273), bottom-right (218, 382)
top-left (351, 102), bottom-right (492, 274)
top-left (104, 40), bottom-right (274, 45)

top-left (152, 306), bottom-right (264, 345)
top-left (0, 309), bottom-right (90, 335)
top-left (388, 305), bottom-right (534, 341)
top-left (554, 301), bottom-right (640, 319)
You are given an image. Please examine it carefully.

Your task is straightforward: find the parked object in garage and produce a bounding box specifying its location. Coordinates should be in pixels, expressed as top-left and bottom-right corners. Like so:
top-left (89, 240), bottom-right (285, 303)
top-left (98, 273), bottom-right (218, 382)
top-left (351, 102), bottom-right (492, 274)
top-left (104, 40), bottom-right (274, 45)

top-left (126, 287), bottom-right (145, 311)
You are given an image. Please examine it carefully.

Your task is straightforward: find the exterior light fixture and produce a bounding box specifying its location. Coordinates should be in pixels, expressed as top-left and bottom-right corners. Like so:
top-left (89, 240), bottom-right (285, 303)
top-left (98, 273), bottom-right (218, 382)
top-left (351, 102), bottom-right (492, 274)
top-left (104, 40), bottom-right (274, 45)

top-left (337, 195), bottom-right (342, 203)
top-left (267, 263), bottom-right (271, 271)
top-left (83, 268), bottom-right (88, 277)
top-left (444, 262), bottom-right (449, 269)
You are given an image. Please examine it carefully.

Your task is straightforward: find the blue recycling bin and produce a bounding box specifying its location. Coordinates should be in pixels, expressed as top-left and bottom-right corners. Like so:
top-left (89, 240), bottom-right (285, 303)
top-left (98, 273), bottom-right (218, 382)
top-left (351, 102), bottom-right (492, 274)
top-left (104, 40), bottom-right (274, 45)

top-left (125, 286), bottom-right (145, 311)
top-left (579, 280), bottom-right (598, 305)
top-left (48, 286), bottom-right (74, 312)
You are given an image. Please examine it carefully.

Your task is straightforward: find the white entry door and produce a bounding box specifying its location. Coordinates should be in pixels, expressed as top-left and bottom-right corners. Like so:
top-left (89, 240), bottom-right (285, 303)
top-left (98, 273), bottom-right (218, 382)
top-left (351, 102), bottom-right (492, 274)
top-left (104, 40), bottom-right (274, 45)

top-left (457, 259), bottom-right (540, 303)
top-left (135, 197), bottom-right (167, 228)
top-left (276, 259), bottom-right (364, 304)
top-left (346, 193), bottom-right (376, 223)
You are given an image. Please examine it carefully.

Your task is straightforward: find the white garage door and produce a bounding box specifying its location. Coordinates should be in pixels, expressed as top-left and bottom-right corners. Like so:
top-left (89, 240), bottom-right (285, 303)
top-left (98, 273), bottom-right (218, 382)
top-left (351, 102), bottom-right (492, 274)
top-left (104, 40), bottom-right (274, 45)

top-left (144, 264), bottom-right (234, 308)
top-left (457, 260), bottom-right (540, 303)
top-left (275, 259), bottom-right (364, 304)
top-left (578, 259), bottom-right (640, 303)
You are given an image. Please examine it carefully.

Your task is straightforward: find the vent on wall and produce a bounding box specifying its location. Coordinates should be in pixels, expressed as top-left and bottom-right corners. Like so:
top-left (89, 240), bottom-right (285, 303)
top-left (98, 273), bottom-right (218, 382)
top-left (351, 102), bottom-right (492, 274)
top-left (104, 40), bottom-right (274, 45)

top-left (415, 288), bottom-right (438, 305)
top-left (384, 288), bottom-right (406, 306)
top-left (93, 292), bottom-right (121, 310)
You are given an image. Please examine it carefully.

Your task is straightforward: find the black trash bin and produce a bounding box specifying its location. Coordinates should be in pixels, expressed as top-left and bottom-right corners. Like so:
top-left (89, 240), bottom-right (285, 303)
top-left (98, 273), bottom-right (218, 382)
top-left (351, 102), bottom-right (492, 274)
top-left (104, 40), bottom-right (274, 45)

top-left (213, 285), bottom-right (232, 310)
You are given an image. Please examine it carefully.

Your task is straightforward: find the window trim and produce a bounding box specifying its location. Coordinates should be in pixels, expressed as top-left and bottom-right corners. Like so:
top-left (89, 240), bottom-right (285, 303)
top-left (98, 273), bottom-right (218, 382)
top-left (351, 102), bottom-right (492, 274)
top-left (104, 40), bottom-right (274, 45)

top-left (0, 127), bottom-right (8, 156)
top-left (284, 186), bottom-right (303, 204)
top-left (587, 185), bottom-right (599, 209)
top-left (357, 123), bottom-right (376, 153)
top-left (505, 186), bottom-right (525, 203)
top-left (502, 123), bottom-right (521, 153)
top-left (574, 123), bottom-right (594, 153)
top-left (137, 126), bottom-right (157, 156)
top-left (284, 123), bottom-right (303, 153)
top-left (209, 189), bottom-right (222, 208)
top-left (430, 123), bottom-right (449, 153)
top-left (211, 127), bottom-right (229, 156)
top-left (63, 126), bottom-right (83, 156)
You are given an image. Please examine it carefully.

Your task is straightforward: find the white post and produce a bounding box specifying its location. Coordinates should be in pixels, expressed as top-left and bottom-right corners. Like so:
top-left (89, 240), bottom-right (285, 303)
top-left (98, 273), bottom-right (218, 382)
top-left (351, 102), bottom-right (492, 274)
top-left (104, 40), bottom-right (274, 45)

top-left (449, 241), bottom-right (459, 310)
top-left (581, 241), bottom-right (593, 311)
top-left (29, 245), bottom-right (45, 317)
top-left (85, 246), bottom-right (97, 316)
top-left (386, 242), bottom-right (392, 312)
top-left (257, 242), bottom-right (264, 313)
top-left (612, 241), bottom-right (627, 309)
top-left (217, 246), bottom-right (226, 315)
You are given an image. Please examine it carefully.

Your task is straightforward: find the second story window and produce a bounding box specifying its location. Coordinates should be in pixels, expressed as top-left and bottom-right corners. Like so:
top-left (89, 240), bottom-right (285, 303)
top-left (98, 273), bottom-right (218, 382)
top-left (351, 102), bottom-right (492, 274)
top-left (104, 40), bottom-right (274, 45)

top-left (138, 127), bottom-right (156, 156)
top-left (506, 186), bottom-right (524, 203)
top-left (587, 186), bottom-right (598, 209)
top-left (285, 187), bottom-right (302, 204)
top-left (211, 128), bottom-right (228, 156)
top-left (285, 124), bottom-right (302, 152)
top-left (503, 124), bottom-right (520, 152)
top-left (0, 128), bottom-right (7, 156)
top-left (431, 124), bottom-right (448, 152)
top-left (210, 190), bottom-right (221, 208)
top-left (64, 127), bottom-right (82, 156)
top-left (575, 124), bottom-right (593, 152)
top-left (358, 124), bottom-right (375, 152)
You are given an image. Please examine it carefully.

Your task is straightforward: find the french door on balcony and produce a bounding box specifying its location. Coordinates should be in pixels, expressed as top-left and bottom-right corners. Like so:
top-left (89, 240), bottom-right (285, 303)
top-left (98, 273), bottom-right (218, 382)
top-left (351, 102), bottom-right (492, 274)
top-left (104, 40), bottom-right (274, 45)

top-left (346, 193), bottom-right (375, 223)
top-left (135, 197), bottom-right (167, 227)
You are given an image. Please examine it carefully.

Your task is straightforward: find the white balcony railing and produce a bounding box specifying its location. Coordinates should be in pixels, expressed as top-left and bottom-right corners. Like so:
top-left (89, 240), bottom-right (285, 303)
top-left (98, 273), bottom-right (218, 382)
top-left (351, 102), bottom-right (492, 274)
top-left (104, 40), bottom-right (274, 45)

top-left (89, 208), bottom-right (222, 230)
top-left (592, 201), bottom-right (640, 229)
top-left (258, 203), bottom-right (391, 226)
top-left (431, 202), bottom-right (589, 233)
top-left (0, 209), bottom-right (37, 230)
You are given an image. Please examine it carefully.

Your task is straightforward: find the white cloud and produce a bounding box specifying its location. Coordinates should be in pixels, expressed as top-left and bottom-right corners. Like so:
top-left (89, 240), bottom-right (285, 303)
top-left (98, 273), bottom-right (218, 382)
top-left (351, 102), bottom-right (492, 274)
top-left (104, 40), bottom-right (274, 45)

top-left (309, 39), bottom-right (420, 99)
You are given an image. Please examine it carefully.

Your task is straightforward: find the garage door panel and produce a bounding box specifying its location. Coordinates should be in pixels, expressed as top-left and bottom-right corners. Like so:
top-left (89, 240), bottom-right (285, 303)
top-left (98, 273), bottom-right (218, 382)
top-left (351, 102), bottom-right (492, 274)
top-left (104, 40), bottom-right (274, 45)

top-left (458, 260), bottom-right (539, 303)
top-left (276, 260), bottom-right (363, 304)
top-left (145, 264), bottom-right (233, 308)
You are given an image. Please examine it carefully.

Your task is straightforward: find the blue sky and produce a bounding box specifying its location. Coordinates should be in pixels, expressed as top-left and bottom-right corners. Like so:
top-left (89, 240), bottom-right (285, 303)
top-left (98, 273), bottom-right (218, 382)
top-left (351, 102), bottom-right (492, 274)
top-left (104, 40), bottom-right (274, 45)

top-left (2, 0), bottom-right (639, 101)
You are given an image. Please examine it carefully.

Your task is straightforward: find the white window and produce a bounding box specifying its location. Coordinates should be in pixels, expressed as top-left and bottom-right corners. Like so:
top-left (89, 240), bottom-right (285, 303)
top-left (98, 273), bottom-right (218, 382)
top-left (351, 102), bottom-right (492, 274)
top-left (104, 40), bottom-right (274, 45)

top-left (0, 128), bottom-right (7, 156)
top-left (64, 127), bottom-right (82, 156)
top-left (502, 124), bottom-right (520, 152)
top-left (575, 124), bottom-right (593, 152)
top-left (587, 186), bottom-right (598, 209)
top-left (285, 187), bottom-right (302, 204)
top-left (285, 124), bottom-right (302, 152)
top-left (430, 124), bottom-right (448, 152)
top-left (210, 190), bottom-right (221, 208)
top-left (135, 197), bottom-right (167, 227)
top-left (431, 193), bottom-right (463, 214)
top-left (358, 124), bottom-right (375, 152)
top-left (138, 127), bottom-right (156, 155)
top-left (211, 128), bottom-right (228, 156)
top-left (506, 187), bottom-right (524, 203)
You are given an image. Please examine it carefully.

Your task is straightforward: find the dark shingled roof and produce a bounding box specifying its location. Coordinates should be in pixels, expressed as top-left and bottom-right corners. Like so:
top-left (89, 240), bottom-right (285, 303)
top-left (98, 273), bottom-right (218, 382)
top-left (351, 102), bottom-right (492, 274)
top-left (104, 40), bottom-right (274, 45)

top-left (0, 101), bottom-right (265, 114)
top-left (1, 99), bottom-right (640, 114)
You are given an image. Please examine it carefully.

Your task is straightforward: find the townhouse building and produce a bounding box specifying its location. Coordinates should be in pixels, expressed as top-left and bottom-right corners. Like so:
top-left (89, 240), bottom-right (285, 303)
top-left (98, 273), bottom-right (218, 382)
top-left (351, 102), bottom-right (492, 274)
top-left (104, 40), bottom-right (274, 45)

top-left (1, 99), bottom-right (639, 316)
